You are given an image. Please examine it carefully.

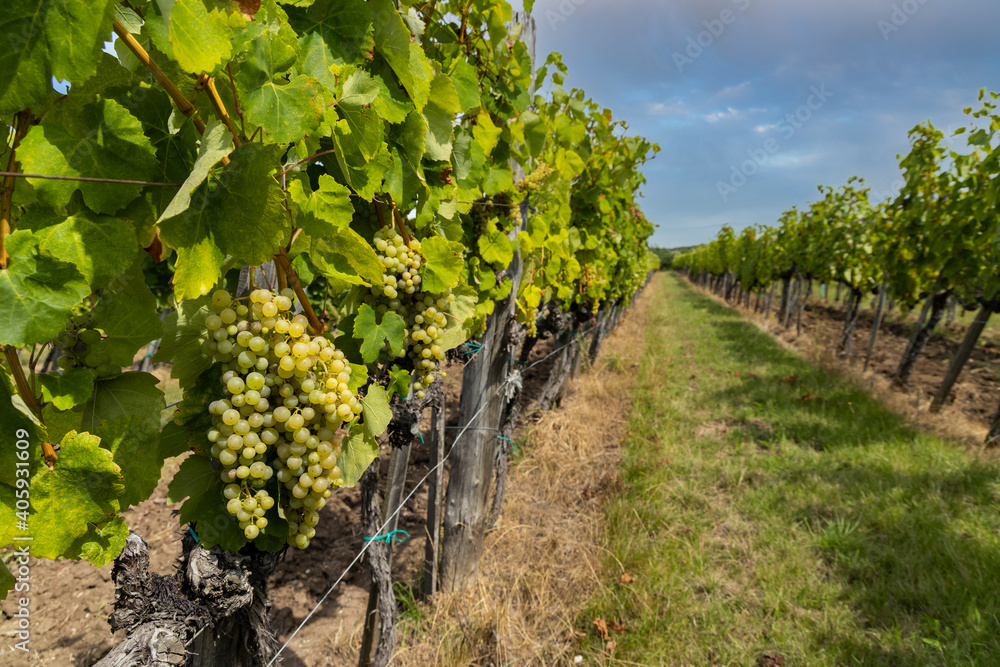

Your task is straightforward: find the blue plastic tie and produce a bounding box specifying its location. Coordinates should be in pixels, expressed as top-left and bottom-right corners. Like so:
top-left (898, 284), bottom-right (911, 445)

top-left (364, 529), bottom-right (409, 544)
top-left (497, 435), bottom-right (518, 455)
top-left (188, 526), bottom-right (200, 543)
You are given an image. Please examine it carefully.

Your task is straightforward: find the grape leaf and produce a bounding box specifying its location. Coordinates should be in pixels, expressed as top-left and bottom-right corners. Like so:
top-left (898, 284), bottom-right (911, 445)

top-left (473, 112), bottom-right (503, 156)
top-left (30, 431), bottom-right (125, 559)
top-left (158, 119), bottom-right (234, 222)
top-left (62, 516), bottom-right (128, 567)
top-left (336, 423), bottom-right (378, 487)
top-left (438, 284), bottom-right (477, 352)
top-left (0, 485), bottom-right (15, 546)
top-left (167, 0), bottom-right (238, 74)
top-left (478, 226), bottom-right (514, 266)
top-left (384, 145), bottom-right (425, 209)
top-left (484, 165), bottom-right (513, 196)
top-left (331, 121), bottom-right (392, 200)
top-left (347, 362), bottom-right (369, 394)
top-left (37, 369), bottom-right (94, 411)
top-left (167, 454), bottom-right (246, 552)
top-left (294, 32), bottom-right (340, 90)
top-left (158, 143), bottom-right (289, 300)
top-left (0, 560), bottom-right (12, 601)
top-left (159, 366), bottom-right (219, 459)
top-left (40, 405), bottom-right (79, 454)
top-left (80, 372), bottom-right (165, 434)
top-left (172, 242), bottom-right (227, 302)
top-left (451, 59), bottom-right (481, 113)
top-left (95, 415), bottom-right (163, 509)
top-left (18, 207), bottom-right (138, 292)
top-left (310, 227), bottom-right (384, 286)
top-left (0, 0), bottom-right (117, 116)
top-left (340, 67), bottom-right (379, 107)
top-left (288, 174), bottom-right (354, 237)
top-left (91, 263), bottom-right (163, 368)
top-left (238, 24), bottom-right (325, 145)
top-left (422, 73), bottom-right (460, 162)
top-left (359, 383), bottom-right (392, 439)
top-left (0, 371), bottom-right (44, 487)
top-left (155, 295), bottom-right (213, 386)
top-left (19, 98), bottom-right (159, 214)
top-left (387, 366), bottom-right (411, 399)
top-left (336, 70), bottom-right (385, 160)
top-left (370, 0), bottom-right (431, 111)
top-left (0, 231), bottom-right (90, 348)
top-left (390, 110), bottom-right (427, 171)
top-left (370, 67), bottom-right (414, 124)
top-left (354, 304), bottom-right (405, 363)
top-left (286, 0), bottom-right (374, 68)
top-left (420, 236), bottom-right (465, 293)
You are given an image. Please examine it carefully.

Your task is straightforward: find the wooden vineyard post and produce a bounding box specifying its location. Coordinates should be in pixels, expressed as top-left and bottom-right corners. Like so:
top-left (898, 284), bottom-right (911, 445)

top-left (930, 303), bottom-right (994, 412)
top-left (423, 397), bottom-right (447, 597)
top-left (439, 224), bottom-right (525, 591)
top-left (894, 286), bottom-right (950, 387)
top-left (358, 445), bottom-right (411, 667)
top-left (863, 280), bottom-right (888, 372)
top-left (438, 11), bottom-right (535, 593)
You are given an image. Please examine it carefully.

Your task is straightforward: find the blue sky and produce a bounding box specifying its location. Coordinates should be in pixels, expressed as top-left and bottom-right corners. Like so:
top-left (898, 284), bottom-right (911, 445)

top-left (514, 0), bottom-right (1000, 248)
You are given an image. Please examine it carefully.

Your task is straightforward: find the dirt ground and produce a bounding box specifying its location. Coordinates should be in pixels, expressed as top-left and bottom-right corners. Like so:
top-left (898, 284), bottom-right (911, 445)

top-left (0, 324), bottom-right (578, 666)
top-left (713, 287), bottom-right (1000, 445)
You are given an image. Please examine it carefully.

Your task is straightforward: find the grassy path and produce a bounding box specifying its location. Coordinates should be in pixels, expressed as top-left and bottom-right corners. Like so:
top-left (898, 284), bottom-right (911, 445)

top-left (585, 274), bottom-right (1000, 666)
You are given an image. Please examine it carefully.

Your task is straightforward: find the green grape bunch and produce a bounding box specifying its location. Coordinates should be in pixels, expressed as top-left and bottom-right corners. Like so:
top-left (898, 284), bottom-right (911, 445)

top-left (516, 162), bottom-right (553, 193)
top-left (53, 314), bottom-right (121, 378)
top-left (367, 227), bottom-right (455, 399)
top-left (492, 192), bottom-right (522, 232)
top-left (471, 198), bottom-right (491, 238)
top-left (203, 287), bottom-right (362, 550)
top-left (517, 302), bottom-right (539, 337)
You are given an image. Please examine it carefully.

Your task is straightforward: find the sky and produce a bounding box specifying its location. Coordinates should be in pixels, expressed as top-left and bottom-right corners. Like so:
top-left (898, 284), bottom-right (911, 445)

top-left (511, 0), bottom-right (1000, 248)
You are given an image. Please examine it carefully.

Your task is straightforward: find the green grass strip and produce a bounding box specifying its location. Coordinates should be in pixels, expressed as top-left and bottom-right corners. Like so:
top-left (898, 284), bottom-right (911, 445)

top-left (583, 273), bottom-right (1000, 666)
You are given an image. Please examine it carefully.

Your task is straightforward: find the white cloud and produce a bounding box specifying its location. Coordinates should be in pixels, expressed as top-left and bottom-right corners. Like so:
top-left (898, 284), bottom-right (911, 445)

top-left (703, 107), bottom-right (741, 123)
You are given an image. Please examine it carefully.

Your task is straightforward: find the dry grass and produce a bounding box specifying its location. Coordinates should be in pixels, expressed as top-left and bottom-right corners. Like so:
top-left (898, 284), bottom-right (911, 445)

top-left (392, 278), bottom-right (658, 666)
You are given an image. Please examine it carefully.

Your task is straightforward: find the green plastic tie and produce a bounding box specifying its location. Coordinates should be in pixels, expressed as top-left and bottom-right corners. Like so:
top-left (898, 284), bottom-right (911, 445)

top-left (364, 530), bottom-right (409, 544)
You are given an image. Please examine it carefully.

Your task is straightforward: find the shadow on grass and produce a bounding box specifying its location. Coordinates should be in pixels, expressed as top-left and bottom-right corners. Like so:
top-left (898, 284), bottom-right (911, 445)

top-left (678, 284), bottom-right (1000, 665)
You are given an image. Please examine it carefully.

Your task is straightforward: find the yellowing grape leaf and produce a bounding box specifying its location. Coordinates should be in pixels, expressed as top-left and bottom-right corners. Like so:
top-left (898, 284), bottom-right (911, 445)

top-left (337, 422), bottom-right (378, 487)
top-left (421, 235), bottom-right (465, 293)
top-left (29, 431), bottom-right (125, 559)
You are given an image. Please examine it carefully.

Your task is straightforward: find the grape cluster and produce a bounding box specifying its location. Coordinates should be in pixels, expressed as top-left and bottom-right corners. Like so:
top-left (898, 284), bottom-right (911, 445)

top-left (518, 303), bottom-right (539, 337)
top-left (367, 227), bottom-right (454, 399)
top-left (516, 162), bottom-right (553, 192)
top-left (203, 287), bottom-right (362, 549)
top-left (494, 192), bottom-right (522, 232)
top-left (471, 199), bottom-right (491, 238)
top-left (54, 315), bottom-right (120, 378)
